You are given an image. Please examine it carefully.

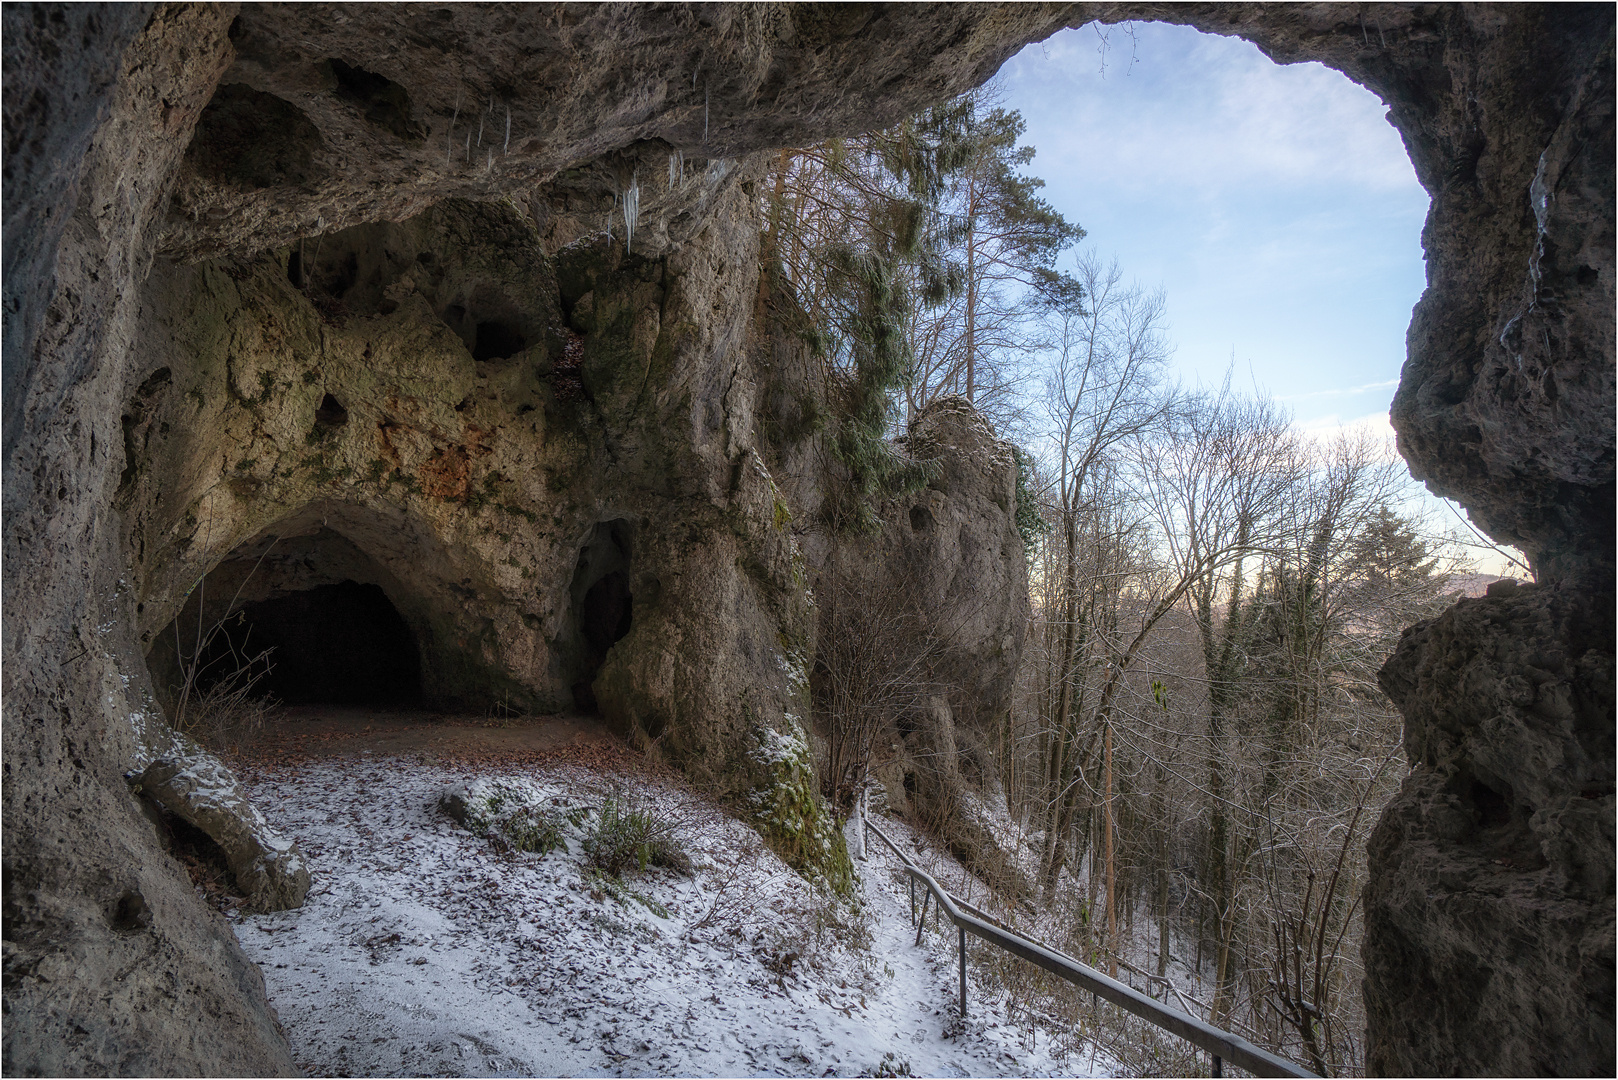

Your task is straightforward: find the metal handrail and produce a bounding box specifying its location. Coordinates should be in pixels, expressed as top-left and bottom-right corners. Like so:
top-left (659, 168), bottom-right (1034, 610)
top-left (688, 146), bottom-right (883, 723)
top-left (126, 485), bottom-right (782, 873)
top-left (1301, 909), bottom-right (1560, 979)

top-left (863, 818), bottom-right (1317, 1079)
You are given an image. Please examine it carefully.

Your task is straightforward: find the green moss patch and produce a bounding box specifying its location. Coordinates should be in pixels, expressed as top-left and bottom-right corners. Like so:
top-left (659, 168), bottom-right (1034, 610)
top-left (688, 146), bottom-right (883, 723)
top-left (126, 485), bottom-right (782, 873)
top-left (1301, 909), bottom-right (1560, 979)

top-left (745, 721), bottom-right (854, 897)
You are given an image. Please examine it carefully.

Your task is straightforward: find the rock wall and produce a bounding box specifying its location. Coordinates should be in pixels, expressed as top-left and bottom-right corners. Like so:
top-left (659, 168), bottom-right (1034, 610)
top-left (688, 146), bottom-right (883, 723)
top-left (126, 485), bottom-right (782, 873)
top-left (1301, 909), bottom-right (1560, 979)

top-left (809, 399), bottom-right (1032, 893)
top-left (3, 3), bottom-right (1611, 1076)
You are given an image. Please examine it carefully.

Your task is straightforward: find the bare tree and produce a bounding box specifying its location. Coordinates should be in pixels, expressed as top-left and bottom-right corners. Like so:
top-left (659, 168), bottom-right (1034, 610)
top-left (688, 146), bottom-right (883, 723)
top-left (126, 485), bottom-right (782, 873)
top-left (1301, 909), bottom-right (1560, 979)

top-left (1022, 256), bottom-right (1173, 922)
top-left (814, 541), bottom-right (948, 812)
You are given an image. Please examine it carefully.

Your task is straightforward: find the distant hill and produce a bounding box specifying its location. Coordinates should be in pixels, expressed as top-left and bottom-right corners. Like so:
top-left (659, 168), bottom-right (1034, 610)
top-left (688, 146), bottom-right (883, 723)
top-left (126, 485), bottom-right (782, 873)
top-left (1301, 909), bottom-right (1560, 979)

top-left (1442, 571), bottom-right (1529, 598)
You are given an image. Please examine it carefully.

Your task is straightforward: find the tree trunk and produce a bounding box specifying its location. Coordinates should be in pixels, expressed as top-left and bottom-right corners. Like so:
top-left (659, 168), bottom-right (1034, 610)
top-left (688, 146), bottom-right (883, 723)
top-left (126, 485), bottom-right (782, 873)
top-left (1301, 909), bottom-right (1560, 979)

top-left (1104, 714), bottom-right (1117, 976)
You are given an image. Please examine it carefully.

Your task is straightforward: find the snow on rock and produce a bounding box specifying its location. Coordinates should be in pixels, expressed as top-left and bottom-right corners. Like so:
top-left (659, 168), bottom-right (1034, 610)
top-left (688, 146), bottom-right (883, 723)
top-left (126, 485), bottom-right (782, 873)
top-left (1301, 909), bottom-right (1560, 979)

top-left (136, 741), bottom-right (310, 913)
top-left (233, 753), bottom-right (1118, 1077)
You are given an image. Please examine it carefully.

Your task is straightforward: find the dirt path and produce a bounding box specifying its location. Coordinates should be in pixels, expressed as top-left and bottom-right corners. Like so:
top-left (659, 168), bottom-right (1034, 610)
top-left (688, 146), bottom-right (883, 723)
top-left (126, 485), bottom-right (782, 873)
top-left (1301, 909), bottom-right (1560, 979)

top-left (239, 706), bottom-right (636, 770)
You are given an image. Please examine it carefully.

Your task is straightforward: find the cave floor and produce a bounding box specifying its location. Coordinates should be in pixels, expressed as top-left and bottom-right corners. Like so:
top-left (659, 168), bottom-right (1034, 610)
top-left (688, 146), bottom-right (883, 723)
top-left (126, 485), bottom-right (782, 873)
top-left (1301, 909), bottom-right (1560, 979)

top-left (235, 705), bottom-right (631, 771)
top-left (219, 743), bottom-right (1115, 1076)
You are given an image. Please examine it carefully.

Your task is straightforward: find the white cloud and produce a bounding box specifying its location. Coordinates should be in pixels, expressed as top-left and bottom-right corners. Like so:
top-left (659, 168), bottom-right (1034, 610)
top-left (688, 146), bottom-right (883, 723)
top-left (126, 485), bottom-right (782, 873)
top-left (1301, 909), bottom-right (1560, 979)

top-left (1280, 379), bottom-right (1400, 401)
top-left (1293, 410), bottom-right (1401, 460)
top-left (1005, 23), bottom-right (1421, 196)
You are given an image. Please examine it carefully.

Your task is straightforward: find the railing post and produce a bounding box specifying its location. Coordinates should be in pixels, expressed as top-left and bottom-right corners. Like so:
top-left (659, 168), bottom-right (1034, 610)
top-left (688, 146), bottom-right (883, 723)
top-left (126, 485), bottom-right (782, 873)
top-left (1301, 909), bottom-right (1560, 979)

top-left (915, 888), bottom-right (930, 946)
top-left (1212, 1053), bottom-right (1222, 1078)
top-left (958, 924), bottom-right (967, 1017)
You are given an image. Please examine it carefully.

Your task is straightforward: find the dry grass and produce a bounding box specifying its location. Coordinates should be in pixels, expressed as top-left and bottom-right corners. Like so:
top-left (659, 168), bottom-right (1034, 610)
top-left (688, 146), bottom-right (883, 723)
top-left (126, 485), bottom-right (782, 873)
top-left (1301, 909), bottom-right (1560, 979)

top-left (175, 653), bottom-right (277, 756)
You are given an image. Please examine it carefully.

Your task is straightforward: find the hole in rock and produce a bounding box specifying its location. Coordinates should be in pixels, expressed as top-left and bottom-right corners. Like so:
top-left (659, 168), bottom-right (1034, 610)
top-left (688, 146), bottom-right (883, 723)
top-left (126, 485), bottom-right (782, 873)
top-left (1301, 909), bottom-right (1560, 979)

top-left (314, 393), bottom-right (348, 429)
top-left (909, 505), bottom-right (933, 532)
top-left (184, 84), bottom-right (325, 189)
top-left (293, 222), bottom-right (419, 317)
top-left (473, 320), bottom-right (526, 362)
top-left (316, 250), bottom-right (360, 300)
top-left (436, 287), bottom-right (535, 362)
top-left (325, 57), bottom-right (425, 141)
top-left (566, 520), bottom-right (635, 713)
top-left (1469, 778), bottom-right (1513, 830)
top-left (109, 889), bottom-right (150, 934)
top-left (195, 581), bottom-right (421, 706)
top-left (156, 809), bottom-right (241, 911)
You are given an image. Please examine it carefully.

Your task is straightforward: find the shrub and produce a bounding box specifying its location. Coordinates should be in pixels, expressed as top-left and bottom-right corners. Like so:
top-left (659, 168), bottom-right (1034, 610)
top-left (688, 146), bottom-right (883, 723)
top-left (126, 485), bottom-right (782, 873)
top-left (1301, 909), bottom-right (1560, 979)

top-left (582, 792), bottom-right (690, 876)
top-left (176, 653), bottom-right (277, 757)
top-left (502, 803), bottom-right (567, 855)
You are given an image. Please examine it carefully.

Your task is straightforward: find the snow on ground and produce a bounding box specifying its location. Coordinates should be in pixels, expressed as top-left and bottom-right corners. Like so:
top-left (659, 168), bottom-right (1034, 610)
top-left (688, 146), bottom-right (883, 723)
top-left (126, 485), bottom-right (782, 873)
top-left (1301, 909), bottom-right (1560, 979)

top-left (233, 753), bottom-right (1119, 1077)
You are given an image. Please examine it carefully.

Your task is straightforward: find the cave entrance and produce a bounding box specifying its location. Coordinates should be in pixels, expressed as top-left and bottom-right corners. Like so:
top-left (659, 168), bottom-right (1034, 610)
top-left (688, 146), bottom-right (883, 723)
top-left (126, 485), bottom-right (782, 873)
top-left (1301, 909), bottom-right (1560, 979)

top-left (191, 580), bottom-right (421, 706)
top-left (567, 520), bottom-right (634, 713)
top-left (148, 527), bottom-right (428, 716)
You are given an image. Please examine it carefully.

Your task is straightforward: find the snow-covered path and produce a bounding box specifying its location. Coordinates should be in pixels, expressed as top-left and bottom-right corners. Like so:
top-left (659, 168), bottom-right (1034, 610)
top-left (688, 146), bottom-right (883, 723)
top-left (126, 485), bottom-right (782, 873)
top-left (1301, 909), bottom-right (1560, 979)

top-left (232, 754), bottom-right (1116, 1077)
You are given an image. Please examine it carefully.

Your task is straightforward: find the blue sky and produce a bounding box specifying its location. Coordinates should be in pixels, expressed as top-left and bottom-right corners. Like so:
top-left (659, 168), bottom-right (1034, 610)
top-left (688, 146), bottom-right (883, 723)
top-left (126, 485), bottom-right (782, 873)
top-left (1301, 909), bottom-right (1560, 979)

top-left (997, 23), bottom-right (1521, 574)
top-left (998, 21), bottom-right (1429, 435)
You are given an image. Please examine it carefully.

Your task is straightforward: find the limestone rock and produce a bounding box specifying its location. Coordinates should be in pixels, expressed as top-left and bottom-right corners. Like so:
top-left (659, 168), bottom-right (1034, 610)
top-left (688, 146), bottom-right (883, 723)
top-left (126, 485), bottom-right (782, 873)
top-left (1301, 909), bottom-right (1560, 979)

top-left (136, 749), bottom-right (311, 915)
top-left (815, 397), bottom-right (1031, 895)
top-left (4, 4), bottom-right (1611, 1076)
top-left (1369, 580), bottom-right (1615, 1075)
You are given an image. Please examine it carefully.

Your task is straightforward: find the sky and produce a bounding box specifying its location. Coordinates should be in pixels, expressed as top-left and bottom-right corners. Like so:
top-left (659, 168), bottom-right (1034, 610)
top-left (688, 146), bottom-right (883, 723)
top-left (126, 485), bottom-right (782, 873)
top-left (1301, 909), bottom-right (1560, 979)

top-left (996, 22), bottom-right (1521, 575)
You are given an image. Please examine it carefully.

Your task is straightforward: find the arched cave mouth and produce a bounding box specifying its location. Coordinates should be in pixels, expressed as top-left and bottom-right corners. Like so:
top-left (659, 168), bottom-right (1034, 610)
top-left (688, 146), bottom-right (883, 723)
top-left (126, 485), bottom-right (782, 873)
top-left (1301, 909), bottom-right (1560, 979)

top-left (148, 526), bottom-right (430, 714)
top-left (567, 520), bottom-right (635, 713)
top-left (192, 580), bottom-right (422, 706)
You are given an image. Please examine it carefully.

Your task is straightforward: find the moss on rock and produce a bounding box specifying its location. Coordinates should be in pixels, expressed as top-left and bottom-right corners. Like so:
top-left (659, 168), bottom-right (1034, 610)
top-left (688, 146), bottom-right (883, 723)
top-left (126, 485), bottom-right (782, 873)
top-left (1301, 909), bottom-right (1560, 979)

top-left (744, 715), bottom-right (854, 896)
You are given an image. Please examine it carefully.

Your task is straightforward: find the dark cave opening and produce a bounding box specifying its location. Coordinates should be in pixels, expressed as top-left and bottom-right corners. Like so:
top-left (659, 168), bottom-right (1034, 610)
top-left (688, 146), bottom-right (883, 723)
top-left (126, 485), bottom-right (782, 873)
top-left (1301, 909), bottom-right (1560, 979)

top-left (472, 320), bottom-right (527, 362)
top-left (192, 580), bottom-right (421, 706)
top-left (568, 520), bottom-right (634, 713)
top-left (315, 393), bottom-right (348, 429)
top-left (325, 57), bottom-right (425, 142)
top-left (183, 83), bottom-right (326, 190)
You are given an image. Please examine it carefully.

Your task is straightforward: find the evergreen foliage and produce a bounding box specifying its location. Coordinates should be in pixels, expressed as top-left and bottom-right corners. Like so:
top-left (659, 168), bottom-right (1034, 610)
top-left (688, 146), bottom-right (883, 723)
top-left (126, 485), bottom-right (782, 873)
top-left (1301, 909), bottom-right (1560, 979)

top-left (1012, 445), bottom-right (1048, 554)
top-left (764, 86), bottom-right (1084, 530)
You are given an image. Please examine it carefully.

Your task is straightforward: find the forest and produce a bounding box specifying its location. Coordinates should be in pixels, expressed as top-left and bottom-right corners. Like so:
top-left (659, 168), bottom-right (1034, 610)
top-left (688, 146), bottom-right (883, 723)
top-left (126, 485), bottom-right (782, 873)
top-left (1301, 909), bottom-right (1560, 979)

top-left (779, 85), bottom-right (1477, 1076)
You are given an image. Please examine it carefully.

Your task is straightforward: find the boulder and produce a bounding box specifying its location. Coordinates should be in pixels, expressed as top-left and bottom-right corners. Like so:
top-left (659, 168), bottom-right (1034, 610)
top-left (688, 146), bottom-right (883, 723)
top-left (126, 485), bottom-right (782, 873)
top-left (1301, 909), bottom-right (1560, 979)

top-left (135, 749), bottom-right (310, 915)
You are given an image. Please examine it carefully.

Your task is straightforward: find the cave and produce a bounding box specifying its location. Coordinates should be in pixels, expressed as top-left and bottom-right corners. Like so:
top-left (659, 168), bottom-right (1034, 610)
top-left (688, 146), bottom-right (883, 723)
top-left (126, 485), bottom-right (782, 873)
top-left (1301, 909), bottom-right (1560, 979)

top-left (183, 581), bottom-right (421, 707)
top-left (438, 286), bottom-right (537, 362)
top-left (143, 522), bottom-right (447, 716)
top-left (3, 5), bottom-right (1610, 1077)
top-left (472, 319), bottom-right (526, 362)
top-left (567, 520), bottom-right (635, 713)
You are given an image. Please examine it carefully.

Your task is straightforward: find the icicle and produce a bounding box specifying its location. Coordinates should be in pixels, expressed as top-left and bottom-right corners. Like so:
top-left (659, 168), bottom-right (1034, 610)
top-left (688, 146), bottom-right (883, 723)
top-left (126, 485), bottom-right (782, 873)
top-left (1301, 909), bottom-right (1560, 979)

top-left (486, 149), bottom-right (493, 176)
top-left (465, 131), bottom-right (472, 161)
top-left (623, 170), bottom-right (639, 254)
top-left (504, 106), bottom-right (511, 154)
top-left (704, 84), bottom-right (709, 143)
top-left (477, 113), bottom-right (484, 147)
top-left (667, 150), bottom-right (684, 189)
